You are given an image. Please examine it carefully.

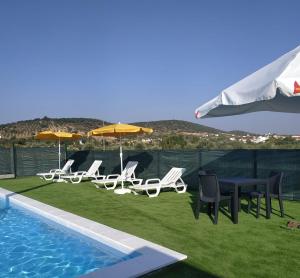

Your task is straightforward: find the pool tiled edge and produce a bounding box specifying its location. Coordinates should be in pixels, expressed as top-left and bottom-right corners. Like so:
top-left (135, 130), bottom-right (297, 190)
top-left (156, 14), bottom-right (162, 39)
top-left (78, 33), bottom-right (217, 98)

top-left (0, 188), bottom-right (187, 278)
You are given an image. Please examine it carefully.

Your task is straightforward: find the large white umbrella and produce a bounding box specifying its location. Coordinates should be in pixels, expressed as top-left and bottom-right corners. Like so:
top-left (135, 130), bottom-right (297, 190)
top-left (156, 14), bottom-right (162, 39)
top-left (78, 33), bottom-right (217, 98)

top-left (195, 45), bottom-right (300, 119)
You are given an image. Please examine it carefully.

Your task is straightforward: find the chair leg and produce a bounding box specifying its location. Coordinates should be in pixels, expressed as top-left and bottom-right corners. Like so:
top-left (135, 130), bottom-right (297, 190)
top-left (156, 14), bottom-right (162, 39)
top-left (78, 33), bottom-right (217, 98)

top-left (214, 202), bottom-right (219, 224)
top-left (256, 196), bottom-right (261, 218)
top-left (247, 197), bottom-right (252, 213)
top-left (208, 203), bottom-right (212, 215)
top-left (270, 198), bottom-right (272, 213)
top-left (279, 198), bottom-right (284, 217)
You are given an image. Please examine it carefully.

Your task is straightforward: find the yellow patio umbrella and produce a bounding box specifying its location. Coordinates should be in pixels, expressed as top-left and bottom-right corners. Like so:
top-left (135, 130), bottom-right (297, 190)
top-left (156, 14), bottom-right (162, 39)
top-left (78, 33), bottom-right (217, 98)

top-left (35, 131), bottom-right (82, 170)
top-left (88, 123), bottom-right (153, 194)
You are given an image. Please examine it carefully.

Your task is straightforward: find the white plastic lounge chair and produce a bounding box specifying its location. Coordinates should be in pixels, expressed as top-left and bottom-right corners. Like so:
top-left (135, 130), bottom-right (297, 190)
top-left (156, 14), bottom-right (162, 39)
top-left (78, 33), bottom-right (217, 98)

top-left (61, 160), bottom-right (105, 184)
top-left (36, 159), bottom-right (74, 181)
top-left (129, 167), bottom-right (187, 198)
top-left (92, 161), bottom-right (138, 190)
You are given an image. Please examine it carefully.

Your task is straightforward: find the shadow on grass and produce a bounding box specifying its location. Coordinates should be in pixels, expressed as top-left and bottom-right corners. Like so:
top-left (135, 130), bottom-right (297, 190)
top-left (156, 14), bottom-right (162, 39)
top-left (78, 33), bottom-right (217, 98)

top-left (145, 261), bottom-right (219, 278)
top-left (6, 181), bottom-right (54, 196)
top-left (234, 198), bottom-right (295, 220)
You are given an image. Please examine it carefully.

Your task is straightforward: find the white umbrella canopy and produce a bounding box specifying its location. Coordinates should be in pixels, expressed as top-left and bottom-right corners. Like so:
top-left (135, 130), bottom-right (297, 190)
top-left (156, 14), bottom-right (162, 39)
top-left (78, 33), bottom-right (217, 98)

top-left (195, 45), bottom-right (300, 119)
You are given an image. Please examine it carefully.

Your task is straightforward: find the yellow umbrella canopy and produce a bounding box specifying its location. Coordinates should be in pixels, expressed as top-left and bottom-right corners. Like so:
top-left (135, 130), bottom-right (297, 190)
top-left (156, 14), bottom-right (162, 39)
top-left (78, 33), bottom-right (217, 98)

top-left (88, 123), bottom-right (153, 137)
top-left (35, 131), bottom-right (82, 169)
top-left (35, 131), bottom-right (82, 141)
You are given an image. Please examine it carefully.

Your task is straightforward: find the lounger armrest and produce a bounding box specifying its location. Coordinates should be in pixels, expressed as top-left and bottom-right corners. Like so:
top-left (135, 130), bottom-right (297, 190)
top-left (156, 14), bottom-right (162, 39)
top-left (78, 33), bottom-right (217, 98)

top-left (74, 171), bottom-right (87, 176)
top-left (92, 175), bottom-right (106, 180)
top-left (106, 174), bottom-right (120, 179)
top-left (49, 168), bottom-right (59, 173)
top-left (50, 169), bottom-right (65, 174)
top-left (145, 178), bottom-right (161, 185)
top-left (130, 179), bottom-right (143, 186)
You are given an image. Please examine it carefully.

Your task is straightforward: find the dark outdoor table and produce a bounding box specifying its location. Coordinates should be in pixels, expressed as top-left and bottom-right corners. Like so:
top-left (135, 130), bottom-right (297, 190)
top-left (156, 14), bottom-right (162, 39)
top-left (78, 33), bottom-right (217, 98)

top-left (219, 177), bottom-right (270, 224)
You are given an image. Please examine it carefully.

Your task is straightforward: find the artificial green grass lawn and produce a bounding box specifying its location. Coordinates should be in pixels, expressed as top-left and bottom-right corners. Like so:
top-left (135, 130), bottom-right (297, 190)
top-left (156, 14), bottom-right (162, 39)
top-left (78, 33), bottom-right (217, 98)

top-left (1, 177), bottom-right (300, 278)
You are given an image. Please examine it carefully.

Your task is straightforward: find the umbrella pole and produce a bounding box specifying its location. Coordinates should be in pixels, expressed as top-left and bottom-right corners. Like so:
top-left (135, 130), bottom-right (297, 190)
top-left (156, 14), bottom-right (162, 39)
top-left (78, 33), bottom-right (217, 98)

top-left (58, 137), bottom-right (61, 170)
top-left (120, 137), bottom-right (124, 190)
top-left (56, 137), bottom-right (65, 183)
top-left (114, 136), bottom-right (131, 195)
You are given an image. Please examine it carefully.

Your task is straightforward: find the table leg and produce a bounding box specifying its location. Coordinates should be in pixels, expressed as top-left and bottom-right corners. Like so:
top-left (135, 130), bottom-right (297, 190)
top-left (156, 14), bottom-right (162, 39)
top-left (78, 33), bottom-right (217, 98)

top-left (232, 185), bottom-right (239, 224)
top-left (265, 180), bottom-right (271, 219)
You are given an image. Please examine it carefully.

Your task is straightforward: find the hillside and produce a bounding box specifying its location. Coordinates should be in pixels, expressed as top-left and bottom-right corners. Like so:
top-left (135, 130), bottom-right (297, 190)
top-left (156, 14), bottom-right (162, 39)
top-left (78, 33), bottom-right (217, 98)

top-left (134, 120), bottom-right (222, 134)
top-left (0, 117), bottom-right (111, 139)
top-left (0, 117), bottom-right (231, 139)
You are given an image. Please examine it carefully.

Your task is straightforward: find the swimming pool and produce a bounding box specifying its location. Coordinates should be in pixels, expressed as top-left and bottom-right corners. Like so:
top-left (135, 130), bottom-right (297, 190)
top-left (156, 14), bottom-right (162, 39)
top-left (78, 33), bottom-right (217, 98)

top-left (0, 188), bottom-right (187, 277)
top-left (0, 197), bottom-right (139, 277)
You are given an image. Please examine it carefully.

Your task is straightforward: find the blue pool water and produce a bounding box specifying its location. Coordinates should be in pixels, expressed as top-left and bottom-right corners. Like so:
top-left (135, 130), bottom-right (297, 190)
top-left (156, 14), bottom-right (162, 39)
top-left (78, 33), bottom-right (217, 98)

top-left (0, 197), bottom-right (139, 278)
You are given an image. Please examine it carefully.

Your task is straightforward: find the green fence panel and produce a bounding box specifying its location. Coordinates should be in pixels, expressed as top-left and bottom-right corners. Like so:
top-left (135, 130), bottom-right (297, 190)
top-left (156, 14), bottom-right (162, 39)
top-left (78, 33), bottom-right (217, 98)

top-left (0, 147), bottom-right (12, 175)
top-left (6, 147), bottom-right (300, 200)
top-left (67, 150), bottom-right (159, 179)
top-left (159, 150), bottom-right (200, 188)
top-left (15, 147), bottom-right (64, 176)
top-left (123, 150), bottom-right (159, 179)
top-left (256, 150), bottom-right (300, 200)
top-left (67, 150), bottom-right (98, 172)
top-left (200, 150), bottom-right (254, 177)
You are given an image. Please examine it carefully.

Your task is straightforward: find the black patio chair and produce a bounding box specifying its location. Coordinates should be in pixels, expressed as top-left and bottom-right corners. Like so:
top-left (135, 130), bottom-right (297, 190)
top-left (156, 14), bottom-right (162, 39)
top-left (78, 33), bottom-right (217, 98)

top-left (245, 171), bottom-right (284, 218)
top-left (196, 173), bottom-right (232, 224)
top-left (268, 171), bottom-right (284, 217)
top-left (199, 169), bottom-right (233, 196)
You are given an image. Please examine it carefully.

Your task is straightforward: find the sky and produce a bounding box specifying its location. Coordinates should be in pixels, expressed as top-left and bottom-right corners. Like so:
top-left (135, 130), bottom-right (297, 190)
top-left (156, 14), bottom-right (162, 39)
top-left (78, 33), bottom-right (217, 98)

top-left (1, 0), bottom-right (300, 134)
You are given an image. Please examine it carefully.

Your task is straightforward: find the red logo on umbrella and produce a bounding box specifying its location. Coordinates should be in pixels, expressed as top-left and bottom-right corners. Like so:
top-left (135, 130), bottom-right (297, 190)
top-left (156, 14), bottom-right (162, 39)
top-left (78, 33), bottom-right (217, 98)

top-left (195, 111), bottom-right (201, 119)
top-left (294, 81), bottom-right (300, 94)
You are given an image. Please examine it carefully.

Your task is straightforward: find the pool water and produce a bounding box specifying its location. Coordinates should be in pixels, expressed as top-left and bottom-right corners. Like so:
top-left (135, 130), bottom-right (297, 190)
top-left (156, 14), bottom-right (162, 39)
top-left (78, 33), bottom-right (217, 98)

top-left (0, 198), bottom-right (138, 278)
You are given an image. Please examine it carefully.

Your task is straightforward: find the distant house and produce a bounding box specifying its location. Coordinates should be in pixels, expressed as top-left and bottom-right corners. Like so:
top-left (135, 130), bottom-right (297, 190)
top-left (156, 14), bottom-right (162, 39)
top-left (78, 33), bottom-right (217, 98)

top-left (252, 136), bottom-right (269, 144)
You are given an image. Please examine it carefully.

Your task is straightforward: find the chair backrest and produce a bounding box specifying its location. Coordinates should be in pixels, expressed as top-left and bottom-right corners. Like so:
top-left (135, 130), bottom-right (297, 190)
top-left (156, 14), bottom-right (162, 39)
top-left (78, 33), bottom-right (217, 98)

top-left (161, 168), bottom-right (186, 185)
top-left (87, 160), bottom-right (102, 176)
top-left (121, 161), bottom-right (138, 179)
top-left (199, 174), bottom-right (220, 202)
top-left (268, 171), bottom-right (284, 195)
top-left (62, 159), bottom-right (74, 172)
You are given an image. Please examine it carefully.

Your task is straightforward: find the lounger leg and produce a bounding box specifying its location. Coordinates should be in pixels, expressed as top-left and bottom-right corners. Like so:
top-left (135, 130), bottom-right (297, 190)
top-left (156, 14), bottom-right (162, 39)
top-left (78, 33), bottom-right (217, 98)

top-left (104, 181), bottom-right (118, 190)
top-left (175, 184), bottom-right (187, 193)
top-left (43, 174), bottom-right (55, 181)
top-left (146, 188), bottom-right (160, 198)
top-left (279, 198), bottom-right (284, 217)
top-left (71, 176), bottom-right (82, 184)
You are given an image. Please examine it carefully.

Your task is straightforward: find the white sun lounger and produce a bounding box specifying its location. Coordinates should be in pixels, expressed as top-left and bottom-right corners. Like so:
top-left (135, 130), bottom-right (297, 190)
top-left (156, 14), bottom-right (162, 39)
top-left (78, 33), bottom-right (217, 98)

top-left (92, 161), bottom-right (138, 190)
top-left (129, 167), bottom-right (187, 197)
top-left (36, 159), bottom-right (74, 181)
top-left (61, 160), bottom-right (105, 184)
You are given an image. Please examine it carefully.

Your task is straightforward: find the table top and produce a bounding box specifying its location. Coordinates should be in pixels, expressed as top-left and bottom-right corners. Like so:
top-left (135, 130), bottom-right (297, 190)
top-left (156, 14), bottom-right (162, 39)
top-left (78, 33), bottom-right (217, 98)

top-left (219, 177), bottom-right (268, 186)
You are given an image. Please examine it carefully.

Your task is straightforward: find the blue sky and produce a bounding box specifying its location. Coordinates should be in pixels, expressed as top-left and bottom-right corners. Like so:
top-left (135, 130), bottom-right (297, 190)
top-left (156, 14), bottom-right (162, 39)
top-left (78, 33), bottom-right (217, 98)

top-left (1, 0), bottom-right (300, 134)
